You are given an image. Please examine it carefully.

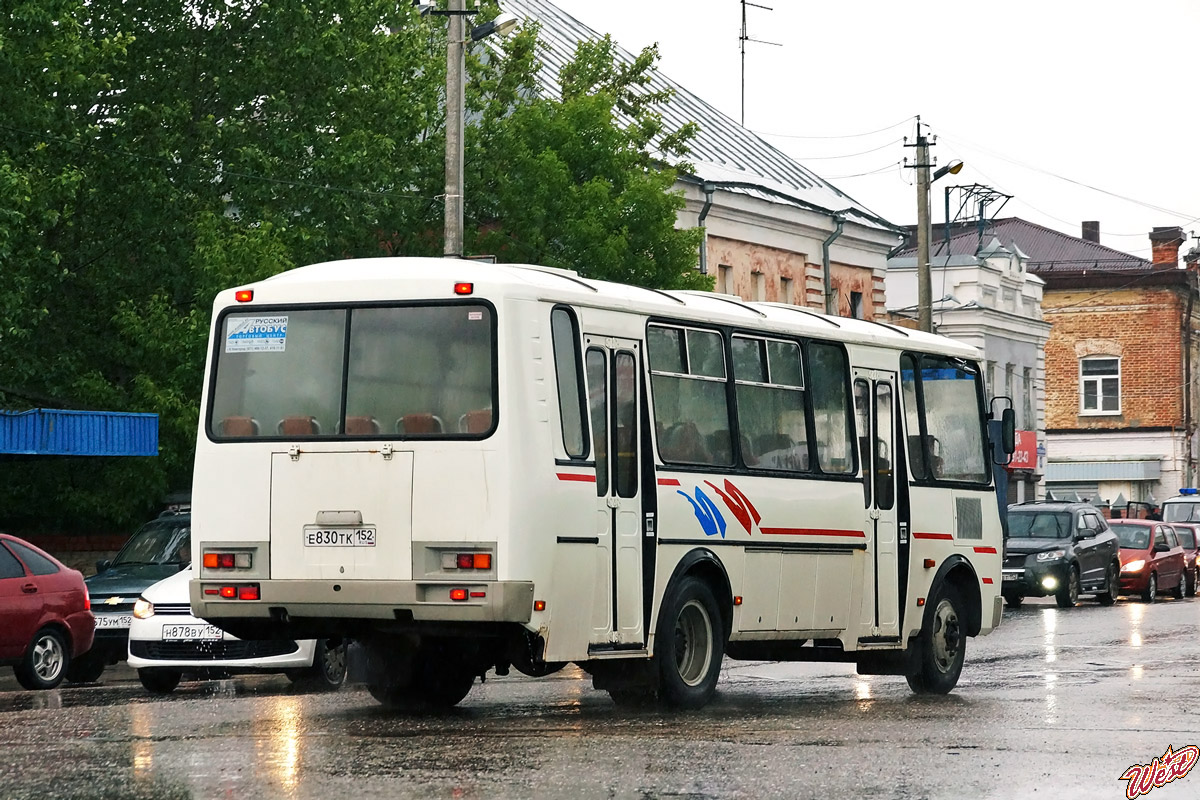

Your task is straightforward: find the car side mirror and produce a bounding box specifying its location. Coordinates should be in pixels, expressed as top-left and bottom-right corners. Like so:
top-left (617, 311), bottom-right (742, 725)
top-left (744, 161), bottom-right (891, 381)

top-left (1154, 543), bottom-right (1170, 554)
top-left (1074, 530), bottom-right (1088, 542)
top-left (95, 559), bottom-right (111, 574)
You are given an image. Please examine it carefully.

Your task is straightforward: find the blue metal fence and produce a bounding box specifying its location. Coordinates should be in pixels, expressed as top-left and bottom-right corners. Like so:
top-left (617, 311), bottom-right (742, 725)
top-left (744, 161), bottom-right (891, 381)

top-left (0, 408), bottom-right (158, 456)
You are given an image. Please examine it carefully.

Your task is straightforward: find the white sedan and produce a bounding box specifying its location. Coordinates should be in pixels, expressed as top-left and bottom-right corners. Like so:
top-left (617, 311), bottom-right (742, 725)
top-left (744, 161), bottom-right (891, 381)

top-left (127, 568), bottom-right (346, 694)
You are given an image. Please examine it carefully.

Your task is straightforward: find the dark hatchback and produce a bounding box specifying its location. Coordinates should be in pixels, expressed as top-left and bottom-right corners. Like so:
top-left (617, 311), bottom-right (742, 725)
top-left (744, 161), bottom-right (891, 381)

top-left (1002, 502), bottom-right (1121, 608)
top-left (66, 511), bottom-right (190, 683)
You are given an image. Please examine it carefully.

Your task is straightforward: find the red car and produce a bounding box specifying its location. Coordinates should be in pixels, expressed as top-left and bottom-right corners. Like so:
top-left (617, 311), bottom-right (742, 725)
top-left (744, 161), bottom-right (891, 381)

top-left (1111, 520), bottom-right (1188, 602)
top-left (1172, 522), bottom-right (1200, 596)
top-left (0, 534), bottom-right (95, 689)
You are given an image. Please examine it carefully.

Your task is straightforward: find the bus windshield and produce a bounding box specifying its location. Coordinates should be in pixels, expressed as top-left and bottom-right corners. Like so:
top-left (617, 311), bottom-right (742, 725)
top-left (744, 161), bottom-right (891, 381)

top-left (209, 304), bottom-right (496, 439)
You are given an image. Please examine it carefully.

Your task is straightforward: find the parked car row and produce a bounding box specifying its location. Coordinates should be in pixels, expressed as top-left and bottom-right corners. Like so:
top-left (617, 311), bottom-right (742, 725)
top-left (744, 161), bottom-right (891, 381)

top-left (2, 506), bottom-right (347, 693)
top-left (1002, 500), bottom-right (1199, 608)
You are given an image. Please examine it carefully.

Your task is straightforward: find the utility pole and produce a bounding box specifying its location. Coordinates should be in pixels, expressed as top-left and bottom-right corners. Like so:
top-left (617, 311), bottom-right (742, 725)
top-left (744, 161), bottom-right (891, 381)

top-left (444, 0), bottom-right (465, 259)
top-left (909, 118), bottom-right (933, 333)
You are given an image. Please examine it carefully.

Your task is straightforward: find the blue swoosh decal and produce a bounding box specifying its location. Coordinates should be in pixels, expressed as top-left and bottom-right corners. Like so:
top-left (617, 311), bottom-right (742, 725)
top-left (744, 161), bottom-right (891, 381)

top-left (677, 487), bottom-right (728, 538)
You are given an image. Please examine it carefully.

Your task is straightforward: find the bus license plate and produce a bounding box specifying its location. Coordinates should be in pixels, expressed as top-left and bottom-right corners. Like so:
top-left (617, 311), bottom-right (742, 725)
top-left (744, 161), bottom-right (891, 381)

top-left (303, 527), bottom-right (376, 547)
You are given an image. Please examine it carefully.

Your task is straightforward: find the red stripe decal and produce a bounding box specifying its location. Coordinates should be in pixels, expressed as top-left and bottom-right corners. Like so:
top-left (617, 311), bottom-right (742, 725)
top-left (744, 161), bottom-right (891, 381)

top-left (974, 546), bottom-right (998, 554)
top-left (982, 577), bottom-right (994, 585)
top-left (759, 527), bottom-right (866, 538)
top-left (556, 473), bottom-right (596, 483)
top-left (657, 478), bottom-right (681, 486)
top-left (913, 532), bottom-right (954, 540)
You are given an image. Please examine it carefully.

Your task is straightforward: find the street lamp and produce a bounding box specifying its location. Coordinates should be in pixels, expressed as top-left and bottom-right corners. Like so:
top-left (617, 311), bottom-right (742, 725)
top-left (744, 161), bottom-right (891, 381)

top-left (427, 1), bottom-right (519, 259)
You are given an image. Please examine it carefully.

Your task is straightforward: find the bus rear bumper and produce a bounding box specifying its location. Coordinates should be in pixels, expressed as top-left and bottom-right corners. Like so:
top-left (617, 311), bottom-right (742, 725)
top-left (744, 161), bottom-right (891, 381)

top-left (190, 578), bottom-right (535, 626)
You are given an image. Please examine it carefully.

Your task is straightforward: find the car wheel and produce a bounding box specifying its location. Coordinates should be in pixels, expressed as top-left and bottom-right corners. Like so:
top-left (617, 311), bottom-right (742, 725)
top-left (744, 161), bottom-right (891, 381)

top-left (906, 583), bottom-right (966, 695)
top-left (1142, 572), bottom-right (1157, 603)
top-left (1097, 562), bottom-right (1119, 606)
top-left (65, 651), bottom-right (106, 684)
top-left (14, 627), bottom-right (69, 690)
top-left (138, 668), bottom-right (182, 695)
top-left (1189, 568), bottom-right (1197, 598)
top-left (289, 639), bottom-right (348, 692)
top-left (1003, 593), bottom-right (1024, 609)
top-left (1056, 567), bottom-right (1080, 608)
top-left (654, 576), bottom-right (724, 710)
top-left (1173, 570), bottom-right (1186, 600)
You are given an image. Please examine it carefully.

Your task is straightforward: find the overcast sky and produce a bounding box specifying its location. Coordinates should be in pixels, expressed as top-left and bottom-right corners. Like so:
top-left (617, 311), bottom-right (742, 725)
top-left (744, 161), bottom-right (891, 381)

top-left (548, 0), bottom-right (1200, 258)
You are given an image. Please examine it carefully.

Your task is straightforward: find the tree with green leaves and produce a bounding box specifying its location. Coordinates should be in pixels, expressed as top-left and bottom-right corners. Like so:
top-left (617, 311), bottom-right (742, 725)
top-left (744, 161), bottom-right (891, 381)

top-left (0, 0), bottom-right (708, 533)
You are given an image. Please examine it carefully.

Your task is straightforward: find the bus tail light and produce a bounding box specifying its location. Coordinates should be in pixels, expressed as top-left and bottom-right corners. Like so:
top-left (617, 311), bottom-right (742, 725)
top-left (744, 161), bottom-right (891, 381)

top-left (445, 552), bottom-right (492, 570)
top-left (215, 584), bottom-right (260, 600)
top-left (449, 588), bottom-right (468, 601)
top-left (203, 552), bottom-right (252, 569)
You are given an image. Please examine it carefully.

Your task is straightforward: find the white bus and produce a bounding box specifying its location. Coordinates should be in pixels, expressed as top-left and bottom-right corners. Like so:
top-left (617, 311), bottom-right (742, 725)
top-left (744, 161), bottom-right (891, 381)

top-left (190, 257), bottom-right (1013, 709)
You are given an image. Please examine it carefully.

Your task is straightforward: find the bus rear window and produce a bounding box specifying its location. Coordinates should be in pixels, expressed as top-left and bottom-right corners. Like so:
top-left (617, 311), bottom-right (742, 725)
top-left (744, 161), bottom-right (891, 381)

top-left (210, 304), bottom-right (496, 439)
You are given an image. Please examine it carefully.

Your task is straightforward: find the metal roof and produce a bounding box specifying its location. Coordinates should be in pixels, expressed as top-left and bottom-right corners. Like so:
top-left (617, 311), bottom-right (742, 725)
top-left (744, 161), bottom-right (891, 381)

top-left (0, 409), bottom-right (159, 456)
top-left (499, 0), bottom-right (898, 233)
top-left (893, 217), bottom-right (1150, 273)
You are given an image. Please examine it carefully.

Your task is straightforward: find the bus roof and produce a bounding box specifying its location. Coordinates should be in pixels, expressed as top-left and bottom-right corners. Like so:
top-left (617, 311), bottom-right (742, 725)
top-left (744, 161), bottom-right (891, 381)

top-left (226, 258), bottom-right (979, 359)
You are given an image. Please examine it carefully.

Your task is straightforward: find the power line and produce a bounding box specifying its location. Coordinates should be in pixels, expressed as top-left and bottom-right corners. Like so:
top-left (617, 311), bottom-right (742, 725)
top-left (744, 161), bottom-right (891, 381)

top-left (794, 138), bottom-right (902, 160)
top-left (822, 161), bottom-right (901, 180)
top-left (753, 115), bottom-right (914, 140)
top-left (931, 125), bottom-right (1200, 226)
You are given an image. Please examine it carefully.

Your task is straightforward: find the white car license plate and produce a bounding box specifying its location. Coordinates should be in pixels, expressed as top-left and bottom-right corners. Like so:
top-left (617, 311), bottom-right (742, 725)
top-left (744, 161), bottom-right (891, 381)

top-left (161, 623), bottom-right (224, 641)
top-left (303, 527), bottom-right (376, 547)
top-left (95, 614), bottom-right (132, 630)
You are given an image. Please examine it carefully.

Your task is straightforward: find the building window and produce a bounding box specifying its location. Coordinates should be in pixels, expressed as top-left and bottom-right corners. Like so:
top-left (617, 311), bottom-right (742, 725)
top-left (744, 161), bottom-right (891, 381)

top-left (1023, 367), bottom-right (1033, 429)
top-left (752, 271), bottom-right (766, 301)
top-left (717, 265), bottom-right (732, 294)
top-left (850, 291), bottom-right (864, 319)
top-left (780, 276), bottom-right (794, 305)
top-left (1080, 356), bottom-right (1120, 415)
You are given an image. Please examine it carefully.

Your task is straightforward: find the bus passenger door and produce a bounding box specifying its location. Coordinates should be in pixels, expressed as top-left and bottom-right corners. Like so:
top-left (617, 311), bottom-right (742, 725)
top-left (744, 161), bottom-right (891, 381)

top-left (855, 371), bottom-right (900, 639)
top-left (584, 337), bottom-right (645, 647)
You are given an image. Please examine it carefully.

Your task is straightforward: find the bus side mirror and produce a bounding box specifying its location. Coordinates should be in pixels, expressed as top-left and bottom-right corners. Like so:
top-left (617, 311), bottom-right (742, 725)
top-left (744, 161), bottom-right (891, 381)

top-left (1002, 408), bottom-right (1016, 455)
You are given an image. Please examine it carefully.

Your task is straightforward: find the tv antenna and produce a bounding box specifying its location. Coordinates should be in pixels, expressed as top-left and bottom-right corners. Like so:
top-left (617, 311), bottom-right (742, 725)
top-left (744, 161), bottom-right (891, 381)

top-left (740, 0), bottom-right (780, 127)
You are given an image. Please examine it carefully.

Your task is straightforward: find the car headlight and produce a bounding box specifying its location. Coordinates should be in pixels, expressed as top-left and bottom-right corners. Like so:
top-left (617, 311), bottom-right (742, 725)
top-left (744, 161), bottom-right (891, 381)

top-left (1036, 550), bottom-right (1067, 562)
top-left (132, 597), bottom-right (155, 619)
top-left (1123, 560), bottom-right (1146, 573)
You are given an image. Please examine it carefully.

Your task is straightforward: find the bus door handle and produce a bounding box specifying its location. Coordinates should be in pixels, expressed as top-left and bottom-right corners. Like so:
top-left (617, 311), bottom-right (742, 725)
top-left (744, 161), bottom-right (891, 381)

top-left (869, 508), bottom-right (881, 521)
top-left (606, 496), bottom-right (620, 509)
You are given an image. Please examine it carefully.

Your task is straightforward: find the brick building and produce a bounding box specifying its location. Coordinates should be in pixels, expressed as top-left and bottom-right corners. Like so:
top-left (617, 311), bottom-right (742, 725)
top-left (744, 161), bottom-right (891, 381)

top-left (1035, 225), bottom-right (1200, 507)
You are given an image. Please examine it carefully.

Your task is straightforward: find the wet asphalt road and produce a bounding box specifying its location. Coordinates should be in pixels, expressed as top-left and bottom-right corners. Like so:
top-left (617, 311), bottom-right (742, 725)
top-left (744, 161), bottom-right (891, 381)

top-left (2, 596), bottom-right (1199, 800)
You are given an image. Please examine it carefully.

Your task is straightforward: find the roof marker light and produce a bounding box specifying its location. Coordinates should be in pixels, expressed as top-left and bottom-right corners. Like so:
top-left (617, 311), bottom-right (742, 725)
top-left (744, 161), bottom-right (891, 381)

top-left (454, 282), bottom-right (473, 295)
top-left (1181, 488), bottom-right (1199, 495)
top-left (235, 289), bottom-right (254, 302)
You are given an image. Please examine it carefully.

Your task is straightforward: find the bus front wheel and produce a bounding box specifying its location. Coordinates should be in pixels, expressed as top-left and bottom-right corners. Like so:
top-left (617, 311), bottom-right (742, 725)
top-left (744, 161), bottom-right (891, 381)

top-left (906, 583), bottom-right (965, 695)
top-left (655, 576), bottom-right (724, 709)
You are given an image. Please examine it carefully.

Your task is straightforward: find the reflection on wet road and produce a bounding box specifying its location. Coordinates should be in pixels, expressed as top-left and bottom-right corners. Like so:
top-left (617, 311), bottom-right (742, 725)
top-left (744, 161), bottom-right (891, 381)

top-left (2, 596), bottom-right (1199, 799)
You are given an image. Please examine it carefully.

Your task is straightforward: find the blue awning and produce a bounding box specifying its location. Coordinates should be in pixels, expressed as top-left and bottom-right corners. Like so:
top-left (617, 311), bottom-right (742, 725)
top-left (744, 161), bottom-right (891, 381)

top-left (0, 408), bottom-right (158, 456)
top-left (1045, 459), bottom-right (1161, 482)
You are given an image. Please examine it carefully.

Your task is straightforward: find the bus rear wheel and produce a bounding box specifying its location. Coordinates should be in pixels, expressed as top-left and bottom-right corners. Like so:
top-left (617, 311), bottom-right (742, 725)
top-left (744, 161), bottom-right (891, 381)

top-left (368, 652), bottom-right (475, 710)
top-left (906, 583), bottom-right (965, 695)
top-left (655, 576), bottom-right (723, 709)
